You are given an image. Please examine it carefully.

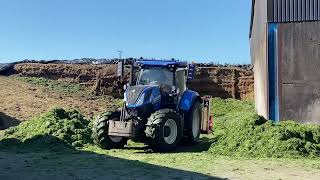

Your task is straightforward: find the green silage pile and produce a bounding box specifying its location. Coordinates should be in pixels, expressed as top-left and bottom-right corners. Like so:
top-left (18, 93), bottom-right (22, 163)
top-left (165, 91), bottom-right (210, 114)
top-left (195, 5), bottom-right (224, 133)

top-left (210, 98), bottom-right (320, 158)
top-left (0, 108), bottom-right (92, 151)
top-left (1, 98), bottom-right (320, 158)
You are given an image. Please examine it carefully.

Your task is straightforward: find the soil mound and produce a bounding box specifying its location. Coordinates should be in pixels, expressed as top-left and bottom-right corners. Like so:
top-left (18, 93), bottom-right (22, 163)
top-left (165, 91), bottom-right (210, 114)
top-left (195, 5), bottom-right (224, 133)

top-left (13, 63), bottom-right (126, 98)
top-left (6, 63), bottom-right (254, 100)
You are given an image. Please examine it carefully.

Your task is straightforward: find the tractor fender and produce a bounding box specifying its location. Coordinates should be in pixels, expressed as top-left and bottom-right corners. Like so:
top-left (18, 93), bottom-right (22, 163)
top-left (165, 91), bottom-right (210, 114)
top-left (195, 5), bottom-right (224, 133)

top-left (178, 90), bottom-right (202, 112)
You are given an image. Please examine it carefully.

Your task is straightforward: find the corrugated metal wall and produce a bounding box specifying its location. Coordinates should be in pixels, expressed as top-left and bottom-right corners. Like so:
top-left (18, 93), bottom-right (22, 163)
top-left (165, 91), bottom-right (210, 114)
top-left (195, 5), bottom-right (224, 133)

top-left (268, 0), bottom-right (320, 22)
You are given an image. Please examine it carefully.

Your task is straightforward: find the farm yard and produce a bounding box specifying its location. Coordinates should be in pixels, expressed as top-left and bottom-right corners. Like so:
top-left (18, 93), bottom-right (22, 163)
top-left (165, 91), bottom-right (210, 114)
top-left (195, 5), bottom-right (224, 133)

top-left (1, 1), bottom-right (320, 179)
top-left (1, 65), bottom-right (320, 180)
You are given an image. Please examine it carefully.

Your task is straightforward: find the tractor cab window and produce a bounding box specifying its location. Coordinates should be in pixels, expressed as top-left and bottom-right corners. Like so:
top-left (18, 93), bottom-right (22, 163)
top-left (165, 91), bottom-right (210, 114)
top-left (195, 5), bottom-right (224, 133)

top-left (138, 69), bottom-right (173, 92)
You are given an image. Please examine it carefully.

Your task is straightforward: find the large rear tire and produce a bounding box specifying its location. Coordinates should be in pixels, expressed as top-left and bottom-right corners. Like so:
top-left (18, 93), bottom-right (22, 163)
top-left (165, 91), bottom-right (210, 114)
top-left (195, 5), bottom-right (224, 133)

top-left (185, 101), bottom-right (202, 144)
top-left (145, 109), bottom-right (183, 152)
top-left (92, 111), bottom-right (128, 149)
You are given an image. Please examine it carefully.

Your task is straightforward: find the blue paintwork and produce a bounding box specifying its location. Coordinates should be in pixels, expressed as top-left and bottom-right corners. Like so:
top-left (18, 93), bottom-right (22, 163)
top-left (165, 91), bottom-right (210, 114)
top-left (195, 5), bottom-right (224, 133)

top-left (268, 23), bottom-right (279, 122)
top-left (179, 90), bottom-right (200, 111)
top-left (124, 86), bottom-right (147, 108)
top-left (150, 86), bottom-right (161, 110)
top-left (125, 86), bottom-right (161, 111)
top-left (136, 60), bottom-right (187, 68)
top-left (125, 85), bottom-right (199, 113)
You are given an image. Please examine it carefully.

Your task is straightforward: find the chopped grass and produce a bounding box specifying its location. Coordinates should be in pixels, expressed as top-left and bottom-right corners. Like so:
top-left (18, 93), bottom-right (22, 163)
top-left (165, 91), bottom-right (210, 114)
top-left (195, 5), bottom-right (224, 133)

top-left (1, 98), bottom-right (320, 159)
top-left (210, 98), bottom-right (320, 158)
top-left (0, 108), bottom-right (93, 152)
top-left (1, 99), bottom-right (320, 179)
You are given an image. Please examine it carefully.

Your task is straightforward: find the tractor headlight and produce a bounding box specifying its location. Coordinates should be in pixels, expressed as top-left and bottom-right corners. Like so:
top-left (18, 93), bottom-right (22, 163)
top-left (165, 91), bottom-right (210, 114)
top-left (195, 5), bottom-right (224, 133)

top-left (135, 93), bottom-right (145, 106)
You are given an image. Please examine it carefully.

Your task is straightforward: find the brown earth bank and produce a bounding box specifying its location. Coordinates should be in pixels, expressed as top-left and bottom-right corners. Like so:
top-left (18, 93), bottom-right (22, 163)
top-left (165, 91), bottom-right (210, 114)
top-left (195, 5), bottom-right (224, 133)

top-left (189, 67), bottom-right (254, 100)
top-left (0, 76), bottom-right (118, 129)
top-left (10, 63), bottom-right (254, 100)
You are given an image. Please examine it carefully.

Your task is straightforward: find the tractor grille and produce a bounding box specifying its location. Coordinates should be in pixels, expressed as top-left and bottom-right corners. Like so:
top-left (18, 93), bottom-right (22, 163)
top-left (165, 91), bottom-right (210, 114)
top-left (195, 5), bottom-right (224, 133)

top-left (126, 86), bottom-right (146, 105)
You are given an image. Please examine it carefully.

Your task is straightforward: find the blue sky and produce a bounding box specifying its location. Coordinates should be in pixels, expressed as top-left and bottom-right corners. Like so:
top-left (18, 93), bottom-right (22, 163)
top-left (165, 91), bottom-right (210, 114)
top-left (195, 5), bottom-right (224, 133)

top-left (0, 0), bottom-right (251, 63)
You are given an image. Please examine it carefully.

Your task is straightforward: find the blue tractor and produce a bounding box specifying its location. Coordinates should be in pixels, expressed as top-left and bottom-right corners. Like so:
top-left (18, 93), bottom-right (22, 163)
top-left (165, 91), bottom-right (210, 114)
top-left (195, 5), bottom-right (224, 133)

top-left (92, 60), bottom-right (212, 151)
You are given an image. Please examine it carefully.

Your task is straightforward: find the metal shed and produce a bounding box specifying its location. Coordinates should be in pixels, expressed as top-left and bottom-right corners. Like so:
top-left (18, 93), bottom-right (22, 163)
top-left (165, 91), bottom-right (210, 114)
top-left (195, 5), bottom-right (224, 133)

top-left (250, 0), bottom-right (320, 123)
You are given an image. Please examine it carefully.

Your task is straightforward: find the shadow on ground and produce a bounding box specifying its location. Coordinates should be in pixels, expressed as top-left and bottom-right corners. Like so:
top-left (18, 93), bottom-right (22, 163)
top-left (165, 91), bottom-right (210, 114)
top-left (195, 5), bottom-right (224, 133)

top-left (175, 136), bottom-right (217, 153)
top-left (0, 112), bottom-right (20, 130)
top-left (0, 135), bottom-right (224, 180)
top-left (131, 136), bottom-right (217, 154)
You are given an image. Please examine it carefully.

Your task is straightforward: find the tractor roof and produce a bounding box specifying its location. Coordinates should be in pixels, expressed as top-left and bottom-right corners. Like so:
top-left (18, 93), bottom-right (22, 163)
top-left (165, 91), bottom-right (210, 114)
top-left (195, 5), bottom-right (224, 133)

top-left (136, 60), bottom-right (187, 68)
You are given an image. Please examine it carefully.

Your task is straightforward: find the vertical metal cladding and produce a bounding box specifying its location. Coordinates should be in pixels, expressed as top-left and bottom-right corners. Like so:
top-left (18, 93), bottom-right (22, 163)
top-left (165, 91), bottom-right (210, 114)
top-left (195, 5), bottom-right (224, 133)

top-left (268, 0), bottom-right (320, 22)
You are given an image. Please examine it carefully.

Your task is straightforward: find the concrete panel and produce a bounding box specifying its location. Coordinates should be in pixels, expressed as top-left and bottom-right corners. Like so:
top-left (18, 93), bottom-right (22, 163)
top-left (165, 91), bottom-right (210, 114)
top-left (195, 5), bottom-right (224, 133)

top-left (278, 22), bottom-right (320, 83)
top-left (278, 21), bottom-right (320, 123)
top-left (282, 83), bottom-right (320, 124)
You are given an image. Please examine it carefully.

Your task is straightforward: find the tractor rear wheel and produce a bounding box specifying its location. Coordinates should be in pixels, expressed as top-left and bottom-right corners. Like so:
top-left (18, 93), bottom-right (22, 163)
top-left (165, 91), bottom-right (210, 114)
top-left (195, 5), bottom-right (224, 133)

top-left (92, 111), bottom-right (128, 149)
top-left (185, 101), bottom-right (202, 144)
top-left (145, 109), bottom-right (183, 152)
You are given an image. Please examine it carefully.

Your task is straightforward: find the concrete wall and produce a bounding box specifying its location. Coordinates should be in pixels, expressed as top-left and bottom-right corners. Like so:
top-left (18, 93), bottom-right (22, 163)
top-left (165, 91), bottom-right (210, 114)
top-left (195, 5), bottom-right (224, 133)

top-left (250, 0), bottom-right (269, 119)
top-left (278, 21), bottom-right (320, 123)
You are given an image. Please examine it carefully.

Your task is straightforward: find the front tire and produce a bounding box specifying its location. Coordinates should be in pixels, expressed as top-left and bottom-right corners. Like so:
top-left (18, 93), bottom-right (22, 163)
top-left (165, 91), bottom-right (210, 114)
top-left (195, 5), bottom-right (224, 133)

top-left (92, 111), bottom-right (128, 149)
top-left (145, 109), bottom-right (183, 152)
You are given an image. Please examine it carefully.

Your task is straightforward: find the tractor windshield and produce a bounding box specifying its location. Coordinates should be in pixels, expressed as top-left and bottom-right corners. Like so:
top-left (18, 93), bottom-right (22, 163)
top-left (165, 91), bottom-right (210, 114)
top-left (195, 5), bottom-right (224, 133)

top-left (138, 69), bottom-right (173, 91)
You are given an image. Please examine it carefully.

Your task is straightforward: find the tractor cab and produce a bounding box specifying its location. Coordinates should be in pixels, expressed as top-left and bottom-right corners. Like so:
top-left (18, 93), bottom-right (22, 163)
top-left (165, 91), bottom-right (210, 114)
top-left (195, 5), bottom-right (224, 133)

top-left (138, 64), bottom-right (188, 94)
top-left (136, 60), bottom-right (187, 91)
top-left (125, 60), bottom-right (188, 111)
top-left (120, 60), bottom-right (190, 120)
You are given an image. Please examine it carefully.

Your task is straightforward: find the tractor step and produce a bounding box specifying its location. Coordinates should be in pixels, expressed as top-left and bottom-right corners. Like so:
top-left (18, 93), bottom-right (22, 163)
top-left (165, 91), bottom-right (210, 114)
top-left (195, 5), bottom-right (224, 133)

top-left (108, 120), bottom-right (135, 138)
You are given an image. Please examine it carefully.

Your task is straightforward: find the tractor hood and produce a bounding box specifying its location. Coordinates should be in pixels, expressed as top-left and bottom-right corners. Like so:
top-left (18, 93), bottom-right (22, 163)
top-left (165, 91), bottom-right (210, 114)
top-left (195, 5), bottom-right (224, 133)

top-left (124, 85), bottom-right (161, 109)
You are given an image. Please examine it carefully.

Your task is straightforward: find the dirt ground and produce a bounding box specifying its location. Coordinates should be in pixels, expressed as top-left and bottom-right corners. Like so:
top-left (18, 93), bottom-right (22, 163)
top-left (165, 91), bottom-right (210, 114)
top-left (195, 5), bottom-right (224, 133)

top-left (0, 76), bottom-right (117, 128)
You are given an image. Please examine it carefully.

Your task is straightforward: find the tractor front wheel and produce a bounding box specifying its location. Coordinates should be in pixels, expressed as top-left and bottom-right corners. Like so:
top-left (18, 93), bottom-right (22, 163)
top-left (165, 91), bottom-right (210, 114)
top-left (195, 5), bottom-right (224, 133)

top-left (145, 109), bottom-right (183, 152)
top-left (92, 111), bottom-right (128, 149)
